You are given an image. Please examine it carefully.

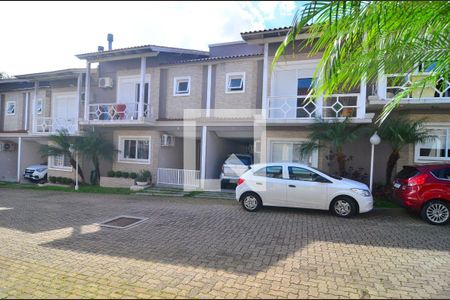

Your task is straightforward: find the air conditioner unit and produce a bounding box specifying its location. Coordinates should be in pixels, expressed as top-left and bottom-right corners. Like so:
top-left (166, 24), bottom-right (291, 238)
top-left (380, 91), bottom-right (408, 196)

top-left (98, 77), bottom-right (114, 88)
top-left (0, 142), bottom-right (16, 152)
top-left (161, 134), bottom-right (175, 147)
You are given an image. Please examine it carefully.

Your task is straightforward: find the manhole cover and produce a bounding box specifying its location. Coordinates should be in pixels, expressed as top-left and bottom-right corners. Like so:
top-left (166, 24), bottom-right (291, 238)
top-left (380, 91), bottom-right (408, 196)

top-left (99, 215), bottom-right (148, 229)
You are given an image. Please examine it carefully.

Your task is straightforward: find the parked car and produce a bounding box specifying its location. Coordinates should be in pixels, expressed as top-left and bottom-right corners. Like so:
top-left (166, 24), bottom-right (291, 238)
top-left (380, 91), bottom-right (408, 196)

top-left (220, 154), bottom-right (253, 188)
top-left (23, 164), bottom-right (48, 183)
top-left (392, 164), bottom-right (450, 225)
top-left (235, 162), bottom-right (373, 217)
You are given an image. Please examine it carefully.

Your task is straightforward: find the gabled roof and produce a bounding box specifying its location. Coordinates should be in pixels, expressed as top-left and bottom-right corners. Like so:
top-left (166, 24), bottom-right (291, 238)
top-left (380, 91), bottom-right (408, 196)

top-left (161, 53), bottom-right (262, 66)
top-left (241, 26), bottom-right (310, 42)
top-left (241, 26), bottom-right (292, 35)
top-left (76, 44), bottom-right (209, 61)
top-left (15, 68), bottom-right (87, 80)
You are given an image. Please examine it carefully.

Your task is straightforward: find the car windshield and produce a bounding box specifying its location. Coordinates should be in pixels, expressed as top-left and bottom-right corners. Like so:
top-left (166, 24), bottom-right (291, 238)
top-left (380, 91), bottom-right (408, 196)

top-left (225, 155), bottom-right (252, 166)
top-left (311, 167), bottom-right (342, 180)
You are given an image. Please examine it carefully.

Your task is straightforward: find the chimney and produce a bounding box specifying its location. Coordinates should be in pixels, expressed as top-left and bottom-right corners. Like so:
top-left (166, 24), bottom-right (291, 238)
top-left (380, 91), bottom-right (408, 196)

top-left (107, 33), bottom-right (114, 51)
top-left (98, 46), bottom-right (104, 52)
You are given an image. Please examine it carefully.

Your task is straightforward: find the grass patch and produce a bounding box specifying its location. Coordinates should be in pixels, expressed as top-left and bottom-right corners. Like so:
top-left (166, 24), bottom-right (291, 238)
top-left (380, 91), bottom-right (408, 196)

top-left (374, 196), bottom-right (400, 208)
top-left (184, 190), bottom-right (204, 197)
top-left (0, 181), bottom-right (133, 195)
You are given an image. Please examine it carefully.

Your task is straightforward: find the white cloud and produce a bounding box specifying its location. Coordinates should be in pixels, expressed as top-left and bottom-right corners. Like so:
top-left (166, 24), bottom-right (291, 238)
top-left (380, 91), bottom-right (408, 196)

top-left (0, 1), bottom-right (294, 75)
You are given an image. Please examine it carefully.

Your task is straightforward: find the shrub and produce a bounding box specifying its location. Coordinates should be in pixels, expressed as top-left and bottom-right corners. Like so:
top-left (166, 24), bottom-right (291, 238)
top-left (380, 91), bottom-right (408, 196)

top-left (130, 172), bottom-right (138, 179)
top-left (63, 177), bottom-right (73, 185)
top-left (107, 170), bottom-right (115, 177)
top-left (56, 177), bottom-right (63, 184)
top-left (115, 171), bottom-right (122, 178)
top-left (142, 170), bottom-right (151, 180)
top-left (122, 172), bottom-right (129, 178)
top-left (136, 170), bottom-right (151, 183)
top-left (49, 176), bottom-right (57, 183)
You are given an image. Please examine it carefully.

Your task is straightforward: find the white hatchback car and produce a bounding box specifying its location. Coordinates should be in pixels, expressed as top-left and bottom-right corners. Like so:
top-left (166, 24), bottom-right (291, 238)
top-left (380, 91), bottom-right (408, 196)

top-left (236, 163), bottom-right (373, 217)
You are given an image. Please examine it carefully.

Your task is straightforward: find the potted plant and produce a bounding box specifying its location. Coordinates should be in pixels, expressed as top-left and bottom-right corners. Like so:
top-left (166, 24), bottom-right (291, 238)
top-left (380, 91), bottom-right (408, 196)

top-left (135, 170), bottom-right (150, 186)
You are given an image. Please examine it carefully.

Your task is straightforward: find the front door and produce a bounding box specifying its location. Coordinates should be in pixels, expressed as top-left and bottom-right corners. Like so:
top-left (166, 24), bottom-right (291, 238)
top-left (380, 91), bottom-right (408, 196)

top-left (52, 93), bottom-right (78, 133)
top-left (286, 166), bottom-right (329, 209)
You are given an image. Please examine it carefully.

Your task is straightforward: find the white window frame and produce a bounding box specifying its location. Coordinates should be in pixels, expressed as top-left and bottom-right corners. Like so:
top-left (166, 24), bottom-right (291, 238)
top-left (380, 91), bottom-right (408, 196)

top-left (49, 154), bottom-right (73, 171)
top-left (268, 138), bottom-right (319, 168)
top-left (36, 98), bottom-right (43, 115)
top-left (225, 72), bottom-right (246, 94)
top-left (6, 101), bottom-right (16, 115)
top-left (173, 76), bottom-right (191, 96)
top-left (118, 136), bottom-right (151, 164)
top-left (414, 124), bottom-right (450, 162)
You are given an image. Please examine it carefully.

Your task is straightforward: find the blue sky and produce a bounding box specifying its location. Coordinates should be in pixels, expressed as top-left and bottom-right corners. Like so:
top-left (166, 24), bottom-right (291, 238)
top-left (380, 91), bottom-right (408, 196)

top-left (0, 1), bottom-right (307, 75)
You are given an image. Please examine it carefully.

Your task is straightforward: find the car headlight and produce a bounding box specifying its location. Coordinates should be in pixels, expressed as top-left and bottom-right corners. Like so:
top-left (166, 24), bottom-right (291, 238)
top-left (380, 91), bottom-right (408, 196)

top-left (36, 168), bottom-right (46, 172)
top-left (351, 188), bottom-right (371, 197)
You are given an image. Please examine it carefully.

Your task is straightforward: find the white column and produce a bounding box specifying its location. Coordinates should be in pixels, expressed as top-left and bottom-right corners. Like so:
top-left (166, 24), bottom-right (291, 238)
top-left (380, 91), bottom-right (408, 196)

top-left (16, 137), bottom-right (22, 183)
top-left (200, 126), bottom-right (207, 188)
top-left (32, 81), bottom-right (38, 133)
top-left (84, 61), bottom-right (91, 121)
top-left (138, 56), bottom-right (146, 120)
top-left (24, 92), bottom-right (29, 131)
top-left (76, 72), bottom-right (83, 131)
top-left (369, 143), bottom-right (375, 192)
top-left (206, 64), bottom-right (212, 117)
top-left (262, 43), bottom-right (269, 119)
top-left (358, 78), bottom-right (367, 119)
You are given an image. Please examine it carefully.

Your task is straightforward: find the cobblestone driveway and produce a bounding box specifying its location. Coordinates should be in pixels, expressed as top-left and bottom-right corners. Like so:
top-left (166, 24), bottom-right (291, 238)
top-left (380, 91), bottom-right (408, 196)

top-left (0, 189), bottom-right (449, 299)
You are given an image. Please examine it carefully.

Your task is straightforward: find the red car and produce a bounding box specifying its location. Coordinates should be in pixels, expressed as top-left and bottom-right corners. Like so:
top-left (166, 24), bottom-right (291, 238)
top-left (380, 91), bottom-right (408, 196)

top-left (393, 164), bottom-right (450, 225)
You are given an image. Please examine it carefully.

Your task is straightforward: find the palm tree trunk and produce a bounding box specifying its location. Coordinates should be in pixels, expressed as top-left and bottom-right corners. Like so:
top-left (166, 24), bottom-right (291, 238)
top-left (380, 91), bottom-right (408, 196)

top-left (336, 152), bottom-right (346, 176)
top-left (385, 150), bottom-right (400, 186)
top-left (69, 158), bottom-right (85, 183)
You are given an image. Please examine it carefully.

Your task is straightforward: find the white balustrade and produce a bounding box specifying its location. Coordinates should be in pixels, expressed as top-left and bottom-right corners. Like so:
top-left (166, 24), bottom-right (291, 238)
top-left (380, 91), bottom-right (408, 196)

top-left (157, 168), bottom-right (200, 188)
top-left (33, 117), bottom-right (78, 134)
top-left (88, 102), bottom-right (151, 121)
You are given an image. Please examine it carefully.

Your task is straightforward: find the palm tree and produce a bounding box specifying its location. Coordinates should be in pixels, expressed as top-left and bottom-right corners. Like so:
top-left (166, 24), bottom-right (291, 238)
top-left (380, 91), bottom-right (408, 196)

top-left (273, 1), bottom-right (450, 123)
top-left (378, 116), bottom-right (434, 186)
top-left (40, 129), bottom-right (85, 183)
top-left (300, 118), bottom-right (368, 176)
top-left (76, 130), bottom-right (115, 185)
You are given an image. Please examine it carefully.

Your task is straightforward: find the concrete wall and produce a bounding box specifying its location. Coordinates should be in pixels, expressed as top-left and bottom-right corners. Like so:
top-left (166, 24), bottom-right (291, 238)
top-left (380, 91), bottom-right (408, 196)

top-left (0, 139), bottom-right (18, 181)
top-left (158, 137), bottom-right (184, 169)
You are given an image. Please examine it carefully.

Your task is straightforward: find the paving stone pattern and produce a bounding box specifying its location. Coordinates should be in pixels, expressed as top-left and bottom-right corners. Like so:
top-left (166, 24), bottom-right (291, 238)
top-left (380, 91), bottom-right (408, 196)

top-left (0, 189), bottom-right (449, 299)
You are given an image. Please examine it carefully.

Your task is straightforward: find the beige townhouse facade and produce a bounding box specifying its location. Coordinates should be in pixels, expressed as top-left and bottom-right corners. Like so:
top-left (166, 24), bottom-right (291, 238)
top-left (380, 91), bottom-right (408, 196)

top-left (1, 27), bottom-right (449, 188)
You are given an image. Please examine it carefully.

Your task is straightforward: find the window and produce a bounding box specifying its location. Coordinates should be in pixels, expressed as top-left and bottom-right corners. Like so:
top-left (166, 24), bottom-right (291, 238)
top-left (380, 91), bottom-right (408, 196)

top-left (415, 127), bottom-right (450, 161)
top-left (271, 141), bottom-right (309, 164)
top-left (226, 73), bottom-right (245, 93)
top-left (431, 168), bottom-right (450, 180)
top-left (296, 78), bottom-right (315, 118)
top-left (6, 101), bottom-right (15, 115)
top-left (174, 77), bottom-right (191, 96)
top-left (36, 99), bottom-right (43, 114)
top-left (119, 137), bottom-right (151, 163)
top-left (254, 166), bottom-right (283, 179)
top-left (50, 154), bottom-right (71, 170)
top-left (288, 167), bottom-right (328, 182)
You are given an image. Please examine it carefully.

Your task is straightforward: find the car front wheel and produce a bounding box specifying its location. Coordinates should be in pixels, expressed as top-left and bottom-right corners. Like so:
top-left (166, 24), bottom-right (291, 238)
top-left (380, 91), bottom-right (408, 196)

top-left (421, 200), bottom-right (449, 225)
top-left (331, 197), bottom-right (357, 218)
top-left (240, 193), bottom-right (262, 212)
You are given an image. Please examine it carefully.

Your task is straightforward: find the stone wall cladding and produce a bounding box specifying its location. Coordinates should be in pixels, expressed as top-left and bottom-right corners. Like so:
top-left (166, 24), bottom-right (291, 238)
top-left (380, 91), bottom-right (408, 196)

top-left (164, 65), bottom-right (203, 119)
top-left (99, 176), bottom-right (135, 188)
top-left (214, 59), bottom-right (260, 110)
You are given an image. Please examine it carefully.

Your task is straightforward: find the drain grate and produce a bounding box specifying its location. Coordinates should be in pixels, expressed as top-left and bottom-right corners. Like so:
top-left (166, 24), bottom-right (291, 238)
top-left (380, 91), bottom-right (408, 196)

top-left (99, 215), bottom-right (148, 229)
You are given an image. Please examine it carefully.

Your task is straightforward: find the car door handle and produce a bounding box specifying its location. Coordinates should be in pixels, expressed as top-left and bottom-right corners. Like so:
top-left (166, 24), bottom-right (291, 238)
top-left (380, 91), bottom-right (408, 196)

top-left (256, 182), bottom-right (263, 185)
top-left (288, 184), bottom-right (296, 188)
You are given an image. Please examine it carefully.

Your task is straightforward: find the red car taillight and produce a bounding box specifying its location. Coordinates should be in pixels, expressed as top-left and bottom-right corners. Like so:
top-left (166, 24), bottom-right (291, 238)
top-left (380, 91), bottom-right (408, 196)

top-left (237, 178), bottom-right (245, 186)
top-left (406, 173), bottom-right (428, 186)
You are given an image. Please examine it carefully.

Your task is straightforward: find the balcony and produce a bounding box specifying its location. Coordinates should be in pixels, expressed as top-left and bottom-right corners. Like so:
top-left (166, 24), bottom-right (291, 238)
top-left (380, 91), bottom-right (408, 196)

top-left (372, 73), bottom-right (450, 104)
top-left (267, 93), bottom-right (368, 122)
top-left (33, 117), bottom-right (78, 135)
top-left (87, 102), bottom-right (151, 123)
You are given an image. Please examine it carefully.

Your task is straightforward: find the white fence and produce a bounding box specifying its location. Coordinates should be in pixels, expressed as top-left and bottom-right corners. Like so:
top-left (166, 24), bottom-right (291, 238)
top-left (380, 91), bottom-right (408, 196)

top-left (33, 117), bottom-right (78, 134)
top-left (157, 168), bottom-right (200, 188)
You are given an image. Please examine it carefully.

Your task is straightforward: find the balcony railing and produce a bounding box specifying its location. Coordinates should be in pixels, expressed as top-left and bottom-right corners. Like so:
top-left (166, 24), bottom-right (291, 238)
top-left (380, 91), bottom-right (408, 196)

top-left (267, 94), bottom-right (360, 119)
top-left (383, 73), bottom-right (450, 100)
top-left (33, 117), bottom-right (78, 134)
top-left (88, 102), bottom-right (151, 121)
top-left (157, 168), bottom-right (200, 188)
